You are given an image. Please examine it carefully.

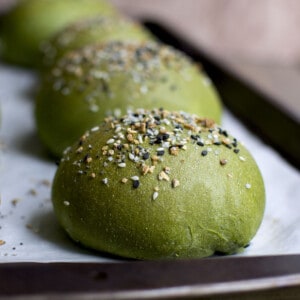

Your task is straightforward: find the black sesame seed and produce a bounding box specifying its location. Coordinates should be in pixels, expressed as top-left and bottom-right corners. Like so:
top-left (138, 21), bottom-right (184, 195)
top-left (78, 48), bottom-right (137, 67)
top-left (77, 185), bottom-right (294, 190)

top-left (175, 124), bottom-right (183, 130)
top-left (117, 144), bottom-right (123, 151)
top-left (214, 141), bottom-right (221, 146)
top-left (201, 150), bottom-right (208, 156)
top-left (154, 135), bottom-right (163, 144)
top-left (157, 150), bottom-right (165, 156)
top-left (225, 144), bottom-right (232, 149)
top-left (55, 160), bottom-right (60, 166)
top-left (191, 135), bottom-right (198, 140)
top-left (162, 133), bottom-right (170, 141)
top-left (197, 141), bottom-right (204, 147)
top-left (132, 180), bottom-right (140, 189)
top-left (234, 149), bottom-right (240, 154)
top-left (154, 116), bottom-right (161, 121)
top-left (142, 152), bottom-right (150, 160)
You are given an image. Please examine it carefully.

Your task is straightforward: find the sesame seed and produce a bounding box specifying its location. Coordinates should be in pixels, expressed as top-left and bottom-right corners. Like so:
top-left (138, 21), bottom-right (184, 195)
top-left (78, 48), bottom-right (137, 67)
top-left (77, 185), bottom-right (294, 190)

top-left (234, 149), bottom-right (240, 154)
top-left (118, 163), bottom-right (126, 168)
top-left (245, 183), bottom-right (251, 189)
top-left (142, 152), bottom-right (150, 160)
top-left (102, 178), bottom-right (108, 185)
top-left (201, 150), bottom-right (208, 156)
top-left (131, 176), bottom-right (139, 181)
top-left (239, 156), bottom-right (246, 162)
top-left (90, 172), bottom-right (96, 178)
top-left (129, 153), bottom-right (135, 161)
top-left (152, 191), bottom-right (159, 200)
top-left (91, 126), bottom-right (100, 132)
top-left (63, 201), bottom-right (70, 206)
top-left (121, 178), bottom-right (128, 184)
top-left (132, 180), bottom-right (140, 189)
top-left (157, 148), bottom-right (165, 156)
top-left (107, 138), bottom-right (115, 144)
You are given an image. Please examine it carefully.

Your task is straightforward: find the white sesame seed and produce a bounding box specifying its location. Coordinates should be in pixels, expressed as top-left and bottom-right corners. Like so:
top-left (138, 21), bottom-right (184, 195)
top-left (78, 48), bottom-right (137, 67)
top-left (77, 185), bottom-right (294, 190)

top-left (115, 126), bottom-right (122, 133)
top-left (63, 201), bottom-right (70, 206)
top-left (138, 134), bottom-right (143, 144)
top-left (107, 138), bottom-right (115, 144)
top-left (152, 192), bottom-right (159, 200)
top-left (102, 178), bottom-right (108, 185)
top-left (91, 126), bottom-right (100, 132)
top-left (129, 153), bottom-right (135, 161)
top-left (239, 156), bottom-right (246, 162)
top-left (131, 176), bottom-right (139, 181)
top-left (118, 163), bottom-right (126, 168)
top-left (245, 183), bottom-right (251, 189)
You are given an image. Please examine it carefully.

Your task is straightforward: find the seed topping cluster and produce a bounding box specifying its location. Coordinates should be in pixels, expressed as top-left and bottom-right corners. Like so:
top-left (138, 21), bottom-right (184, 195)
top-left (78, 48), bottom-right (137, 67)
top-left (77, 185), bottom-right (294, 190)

top-left (49, 41), bottom-right (200, 113)
top-left (61, 109), bottom-right (251, 202)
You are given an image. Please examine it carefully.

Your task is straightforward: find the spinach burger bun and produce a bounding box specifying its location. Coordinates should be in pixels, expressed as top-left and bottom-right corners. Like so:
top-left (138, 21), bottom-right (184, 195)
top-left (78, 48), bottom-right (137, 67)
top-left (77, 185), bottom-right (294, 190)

top-left (0, 0), bottom-right (116, 67)
top-left (41, 16), bottom-right (154, 69)
top-left (52, 109), bottom-right (265, 260)
top-left (35, 42), bottom-right (222, 157)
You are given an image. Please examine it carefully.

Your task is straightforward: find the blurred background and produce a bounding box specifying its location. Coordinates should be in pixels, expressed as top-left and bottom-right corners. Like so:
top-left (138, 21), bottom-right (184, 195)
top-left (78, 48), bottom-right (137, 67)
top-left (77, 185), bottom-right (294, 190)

top-left (112, 0), bottom-right (300, 66)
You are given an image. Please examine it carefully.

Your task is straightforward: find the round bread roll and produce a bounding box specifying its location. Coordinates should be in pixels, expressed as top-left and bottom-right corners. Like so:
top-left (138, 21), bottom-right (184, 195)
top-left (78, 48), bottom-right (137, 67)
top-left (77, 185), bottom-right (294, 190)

top-left (41, 16), bottom-right (153, 69)
top-left (52, 109), bottom-right (265, 260)
top-left (0, 0), bottom-right (116, 67)
top-left (35, 42), bottom-right (222, 157)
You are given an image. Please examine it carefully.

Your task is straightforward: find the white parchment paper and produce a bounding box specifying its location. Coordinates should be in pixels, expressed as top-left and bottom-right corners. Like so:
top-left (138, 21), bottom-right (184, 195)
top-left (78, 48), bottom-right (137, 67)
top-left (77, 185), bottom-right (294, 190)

top-left (0, 64), bottom-right (299, 263)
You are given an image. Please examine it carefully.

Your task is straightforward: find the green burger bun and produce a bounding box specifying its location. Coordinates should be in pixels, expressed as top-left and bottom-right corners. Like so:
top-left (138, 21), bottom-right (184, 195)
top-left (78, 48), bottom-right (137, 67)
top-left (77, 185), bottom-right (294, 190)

top-left (52, 109), bottom-right (265, 260)
top-left (0, 0), bottom-right (116, 67)
top-left (35, 41), bottom-right (222, 157)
